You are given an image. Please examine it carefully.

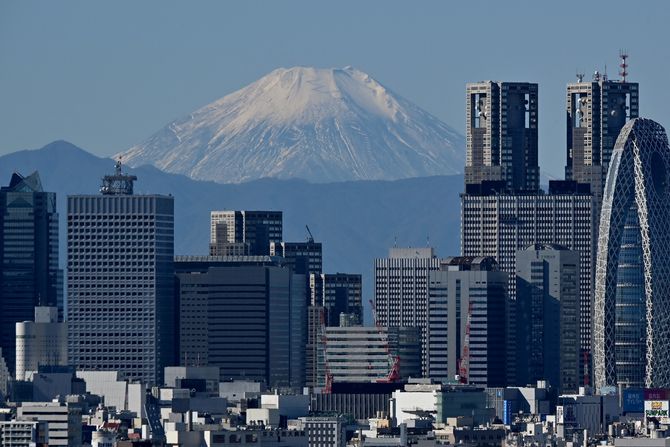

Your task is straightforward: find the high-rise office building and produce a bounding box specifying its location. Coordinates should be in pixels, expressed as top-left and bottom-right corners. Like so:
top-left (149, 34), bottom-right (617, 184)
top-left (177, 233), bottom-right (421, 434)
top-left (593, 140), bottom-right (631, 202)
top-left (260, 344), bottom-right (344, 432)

top-left (465, 81), bottom-right (539, 194)
top-left (210, 210), bottom-right (282, 256)
top-left (565, 70), bottom-right (639, 204)
top-left (594, 118), bottom-right (670, 389)
top-left (310, 273), bottom-right (362, 326)
top-left (0, 171), bottom-right (60, 376)
top-left (516, 244), bottom-right (580, 393)
top-left (174, 255), bottom-right (305, 389)
top-left (15, 307), bottom-right (67, 381)
top-left (67, 162), bottom-right (175, 385)
top-left (374, 247), bottom-right (443, 374)
top-left (270, 240), bottom-right (323, 277)
top-left (461, 183), bottom-right (593, 384)
top-left (427, 257), bottom-right (507, 387)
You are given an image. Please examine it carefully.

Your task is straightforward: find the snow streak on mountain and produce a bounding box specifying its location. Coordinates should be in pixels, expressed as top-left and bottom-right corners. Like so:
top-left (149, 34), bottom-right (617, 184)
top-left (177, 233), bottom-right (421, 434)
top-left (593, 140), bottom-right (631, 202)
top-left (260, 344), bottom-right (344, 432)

top-left (118, 66), bottom-right (465, 183)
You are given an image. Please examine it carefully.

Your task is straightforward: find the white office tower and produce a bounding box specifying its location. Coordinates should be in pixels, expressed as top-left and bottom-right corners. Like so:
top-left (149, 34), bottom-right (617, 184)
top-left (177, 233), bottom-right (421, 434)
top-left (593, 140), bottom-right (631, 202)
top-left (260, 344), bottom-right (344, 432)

top-left (374, 247), bottom-right (443, 374)
top-left (67, 162), bottom-right (175, 385)
top-left (427, 257), bottom-right (507, 387)
top-left (15, 306), bottom-right (67, 381)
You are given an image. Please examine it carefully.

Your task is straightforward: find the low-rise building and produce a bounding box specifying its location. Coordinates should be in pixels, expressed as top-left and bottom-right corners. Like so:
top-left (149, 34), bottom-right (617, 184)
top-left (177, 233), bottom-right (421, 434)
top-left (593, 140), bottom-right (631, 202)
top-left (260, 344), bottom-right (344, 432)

top-left (17, 400), bottom-right (82, 446)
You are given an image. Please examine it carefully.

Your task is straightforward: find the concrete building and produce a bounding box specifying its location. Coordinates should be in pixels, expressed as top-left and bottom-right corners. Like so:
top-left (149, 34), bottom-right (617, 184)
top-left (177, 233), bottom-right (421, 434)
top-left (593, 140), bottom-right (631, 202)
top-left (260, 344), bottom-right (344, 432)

top-left (516, 244), bottom-right (580, 393)
top-left (164, 366), bottom-right (220, 396)
top-left (392, 380), bottom-right (491, 427)
top-left (374, 248), bottom-right (443, 374)
top-left (0, 420), bottom-right (49, 446)
top-left (17, 401), bottom-right (82, 446)
top-left (594, 118), bottom-right (670, 389)
top-left (319, 326), bottom-right (421, 385)
top-left (0, 171), bottom-right (61, 376)
top-left (15, 306), bottom-right (67, 381)
top-left (210, 211), bottom-right (282, 256)
top-left (565, 70), bottom-right (639, 204)
top-left (310, 273), bottom-right (362, 326)
top-left (461, 181), bottom-right (593, 385)
top-left (174, 256), bottom-right (305, 389)
top-left (67, 162), bottom-right (175, 385)
top-left (427, 256), bottom-right (507, 387)
top-left (76, 370), bottom-right (146, 415)
top-left (296, 417), bottom-right (346, 447)
top-left (465, 81), bottom-right (539, 194)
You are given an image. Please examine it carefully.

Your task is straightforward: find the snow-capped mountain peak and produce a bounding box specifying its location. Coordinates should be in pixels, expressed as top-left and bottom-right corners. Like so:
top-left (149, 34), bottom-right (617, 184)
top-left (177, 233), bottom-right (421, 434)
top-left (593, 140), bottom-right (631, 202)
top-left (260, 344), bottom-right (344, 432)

top-left (118, 66), bottom-right (465, 183)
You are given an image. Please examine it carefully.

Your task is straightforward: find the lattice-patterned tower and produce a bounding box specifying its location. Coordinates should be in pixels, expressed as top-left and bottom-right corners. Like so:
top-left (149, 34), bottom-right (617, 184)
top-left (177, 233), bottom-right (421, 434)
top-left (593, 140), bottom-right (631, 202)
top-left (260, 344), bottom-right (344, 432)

top-left (594, 118), bottom-right (670, 389)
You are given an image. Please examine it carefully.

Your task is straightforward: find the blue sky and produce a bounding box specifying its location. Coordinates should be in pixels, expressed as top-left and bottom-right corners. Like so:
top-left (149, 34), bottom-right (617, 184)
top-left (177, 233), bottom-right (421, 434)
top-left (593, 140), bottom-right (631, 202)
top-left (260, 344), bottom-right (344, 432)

top-left (1, 0), bottom-right (668, 177)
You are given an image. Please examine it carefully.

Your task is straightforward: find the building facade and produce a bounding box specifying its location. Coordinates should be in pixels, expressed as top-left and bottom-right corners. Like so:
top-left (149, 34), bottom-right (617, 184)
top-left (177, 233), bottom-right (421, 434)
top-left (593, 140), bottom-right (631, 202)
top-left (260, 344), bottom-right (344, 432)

top-left (594, 118), bottom-right (670, 389)
top-left (310, 273), bottom-right (362, 326)
top-left (565, 74), bottom-right (639, 204)
top-left (427, 257), bottom-right (507, 387)
top-left (0, 171), bottom-right (60, 376)
top-left (270, 241), bottom-right (323, 277)
top-left (15, 306), bottom-right (67, 381)
top-left (67, 162), bottom-right (175, 385)
top-left (461, 183), bottom-right (593, 384)
top-left (17, 401), bottom-right (82, 447)
top-left (319, 326), bottom-right (421, 386)
top-left (516, 244), bottom-right (580, 393)
top-left (174, 256), bottom-right (305, 389)
top-left (374, 247), bottom-right (442, 374)
top-left (210, 211), bottom-right (282, 256)
top-left (465, 81), bottom-right (539, 194)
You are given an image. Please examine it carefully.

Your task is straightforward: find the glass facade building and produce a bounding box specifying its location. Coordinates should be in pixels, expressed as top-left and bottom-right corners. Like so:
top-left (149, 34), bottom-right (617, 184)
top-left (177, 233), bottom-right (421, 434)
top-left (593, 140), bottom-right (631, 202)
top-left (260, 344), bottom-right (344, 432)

top-left (594, 118), bottom-right (670, 389)
top-left (0, 172), bottom-right (60, 375)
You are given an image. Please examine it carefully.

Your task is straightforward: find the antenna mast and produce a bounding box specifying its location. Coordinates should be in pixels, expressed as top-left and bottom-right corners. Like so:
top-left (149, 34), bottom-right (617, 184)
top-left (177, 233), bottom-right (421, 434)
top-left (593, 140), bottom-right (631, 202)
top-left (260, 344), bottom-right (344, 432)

top-left (619, 49), bottom-right (629, 82)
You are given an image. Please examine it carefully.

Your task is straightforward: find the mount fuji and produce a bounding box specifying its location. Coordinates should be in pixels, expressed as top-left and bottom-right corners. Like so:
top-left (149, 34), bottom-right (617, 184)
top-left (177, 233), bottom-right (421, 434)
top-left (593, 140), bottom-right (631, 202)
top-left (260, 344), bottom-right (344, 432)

top-left (118, 66), bottom-right (465, 183)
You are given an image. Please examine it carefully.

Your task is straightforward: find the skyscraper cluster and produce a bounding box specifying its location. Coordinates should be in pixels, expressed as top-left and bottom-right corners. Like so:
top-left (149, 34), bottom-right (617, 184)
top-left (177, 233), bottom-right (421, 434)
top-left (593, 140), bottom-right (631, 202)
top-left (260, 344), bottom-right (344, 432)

top-left (1, 57), bottom-right (668, 413)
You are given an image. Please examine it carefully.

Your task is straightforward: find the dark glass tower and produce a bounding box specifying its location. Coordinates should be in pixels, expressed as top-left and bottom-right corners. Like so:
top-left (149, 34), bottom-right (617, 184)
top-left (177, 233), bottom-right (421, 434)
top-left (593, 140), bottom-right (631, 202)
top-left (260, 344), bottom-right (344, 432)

top-left (0, 172), bottom-right (60, 375)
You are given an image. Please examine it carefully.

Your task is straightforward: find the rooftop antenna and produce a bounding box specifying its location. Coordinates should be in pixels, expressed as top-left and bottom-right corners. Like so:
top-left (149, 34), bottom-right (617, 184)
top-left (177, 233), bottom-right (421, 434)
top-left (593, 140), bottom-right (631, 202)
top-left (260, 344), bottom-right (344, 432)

top-left (603, 64), bottom-right (608, 81)
top-left (619, 49), bottom-right (629, 82)
top-left (576, 71), bottom-right (585, 83)
top-left (393, 236), bottom-right (398, 248)
top-left (426, 235), bottom-right (430, 247)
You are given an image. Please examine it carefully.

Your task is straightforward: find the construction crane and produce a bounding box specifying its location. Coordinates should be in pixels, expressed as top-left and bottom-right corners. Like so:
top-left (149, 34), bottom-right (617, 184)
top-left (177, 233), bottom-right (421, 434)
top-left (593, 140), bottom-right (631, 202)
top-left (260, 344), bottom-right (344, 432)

top-left (369, 299), bottom-right (401, 383)
top-left (458, 301), bottom-right (473, 384)
top-left (320, 307), bottom-right (334, 393)
top-left (305, 225), bottom-right (314, 243)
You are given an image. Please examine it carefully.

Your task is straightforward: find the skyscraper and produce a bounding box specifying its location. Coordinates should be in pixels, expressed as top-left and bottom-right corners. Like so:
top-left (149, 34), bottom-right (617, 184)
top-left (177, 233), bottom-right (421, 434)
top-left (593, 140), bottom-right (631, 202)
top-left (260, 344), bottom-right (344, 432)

top-left (67, 162), bottom-right (175, 385)
top-left (461, 184), bottom-right (593, 384)
top-left (0, 172), bottom-right (60, 376)
top-left (210, 210), bottom-right (282, 256)
top-left (594, 118), bottom-right (670, 389)
top-left (565, 70), bottom-right (639, 204)
top-left (374, 247), bottom-right (442, 374)
top-left (174, 255), bottom-right (305, 389)
top-left (465, 81), bottom-right (539, 194)
top-left (516, 244), bottom-right (580, 393)
top-left (270, 240), bottom-right (323, 277)
top-left (310, 273), bottom-right (363, 326)
top-left (427, 256), bottom-right (507, 387)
